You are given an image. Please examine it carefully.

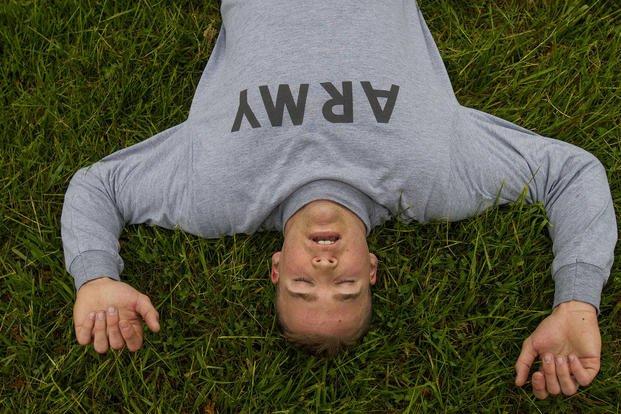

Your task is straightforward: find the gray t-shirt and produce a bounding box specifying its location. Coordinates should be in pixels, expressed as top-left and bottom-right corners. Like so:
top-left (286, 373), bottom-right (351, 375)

top-left (61, 0), bottom-right (617, 310)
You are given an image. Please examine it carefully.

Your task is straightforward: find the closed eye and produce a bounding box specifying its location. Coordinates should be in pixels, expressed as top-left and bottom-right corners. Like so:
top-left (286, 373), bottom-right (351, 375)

top-left (294, 278), bottom-right (313, 284)
top-left (336, 280), bottom-right (355, 285)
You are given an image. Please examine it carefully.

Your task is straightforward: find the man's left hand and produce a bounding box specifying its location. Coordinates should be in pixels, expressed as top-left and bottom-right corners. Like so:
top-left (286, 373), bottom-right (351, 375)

top-left (514, 300), bottom-right (601, 399)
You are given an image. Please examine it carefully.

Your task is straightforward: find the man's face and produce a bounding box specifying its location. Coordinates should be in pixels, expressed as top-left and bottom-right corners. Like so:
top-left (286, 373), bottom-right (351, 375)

top-left (271, 200), bottom-right (377, 338)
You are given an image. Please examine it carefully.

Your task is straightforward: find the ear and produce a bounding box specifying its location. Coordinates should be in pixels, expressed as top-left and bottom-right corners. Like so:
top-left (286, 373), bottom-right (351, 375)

top-left (270, 251), bottom-right (281, 284)
top-left (369, 253), bottom-right (378, 285)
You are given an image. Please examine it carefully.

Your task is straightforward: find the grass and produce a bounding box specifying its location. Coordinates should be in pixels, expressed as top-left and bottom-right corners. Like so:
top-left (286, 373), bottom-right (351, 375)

top-left (1, 0), bottom-right (620, 412)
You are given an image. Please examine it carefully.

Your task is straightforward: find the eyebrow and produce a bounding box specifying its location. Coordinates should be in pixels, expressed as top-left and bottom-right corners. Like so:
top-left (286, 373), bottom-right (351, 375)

top-left (333, 292), bottom-right (362, 301)
top-left (284, 289), bottom-right (361, 302)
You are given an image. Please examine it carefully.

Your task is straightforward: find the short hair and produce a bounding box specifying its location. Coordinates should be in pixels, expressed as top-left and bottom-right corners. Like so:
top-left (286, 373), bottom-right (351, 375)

top-left (275, 285), bottom-right (373, 358)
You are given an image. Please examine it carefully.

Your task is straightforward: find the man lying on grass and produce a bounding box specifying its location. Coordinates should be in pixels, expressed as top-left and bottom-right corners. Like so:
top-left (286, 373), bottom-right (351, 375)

top-left (61, 0), bottom-right (617, 400)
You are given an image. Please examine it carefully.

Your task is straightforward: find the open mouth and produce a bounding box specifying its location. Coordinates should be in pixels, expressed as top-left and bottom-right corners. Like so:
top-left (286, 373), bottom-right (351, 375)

top-left (310, 233), bottom-right (341, 245)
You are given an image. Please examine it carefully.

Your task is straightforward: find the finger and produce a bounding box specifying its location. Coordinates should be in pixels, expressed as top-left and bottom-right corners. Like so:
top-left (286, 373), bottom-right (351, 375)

top-left (555, 355), bottom-right (579, 395)
top-left (119, 320), bottom-right (143, 352)
top-left (93, 310), bottom-right (109, 354)
top-left (136, 294), bottom-right (160, 333)
top-left (542, 353), bottom-right (561, 395)
top-left (569, 354), bottom-right (598, 386)
top-left (106, 307), bottom-right (124, 350)
top-left (515, 338), bottom-right (538, 386)
top-left (532, 371), bottom-right (549, 399)
top-left (75, 312), bottom-right (96, 345)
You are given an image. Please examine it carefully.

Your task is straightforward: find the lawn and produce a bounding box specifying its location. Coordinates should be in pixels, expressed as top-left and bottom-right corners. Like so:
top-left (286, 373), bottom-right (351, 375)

top-left (1, 0), bottom-right (620, 412)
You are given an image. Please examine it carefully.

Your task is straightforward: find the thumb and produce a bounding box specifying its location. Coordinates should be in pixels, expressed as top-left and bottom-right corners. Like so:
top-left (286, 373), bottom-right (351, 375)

top-left (515, 337), bottom-right (538, 386)
top-left (135, 293), bottom-right (161, 333)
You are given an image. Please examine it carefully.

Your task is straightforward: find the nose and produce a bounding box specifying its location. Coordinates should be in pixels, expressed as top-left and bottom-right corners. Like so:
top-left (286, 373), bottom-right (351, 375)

top-left (312, 255), bottom-right (338, 269)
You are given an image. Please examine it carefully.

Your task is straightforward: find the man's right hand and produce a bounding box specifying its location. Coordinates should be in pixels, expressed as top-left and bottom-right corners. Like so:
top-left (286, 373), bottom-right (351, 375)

top-left (73, 277), bottom-right (161, 353)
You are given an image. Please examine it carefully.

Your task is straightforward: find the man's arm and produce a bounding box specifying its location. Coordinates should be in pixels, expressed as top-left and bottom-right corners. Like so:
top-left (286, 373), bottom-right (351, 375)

top-left (448, 106), bottom-right (616, 309)
top-left (61, 123), bottom-right (194, 352)
top-left (446, 106), bottom-right (617, 397)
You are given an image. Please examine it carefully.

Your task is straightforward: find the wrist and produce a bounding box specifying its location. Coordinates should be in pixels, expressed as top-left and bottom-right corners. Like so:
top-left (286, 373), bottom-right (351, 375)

top-left (554, 300), bottom-right (597, 315)
top-left (79, 276), bottom-right (115, 290)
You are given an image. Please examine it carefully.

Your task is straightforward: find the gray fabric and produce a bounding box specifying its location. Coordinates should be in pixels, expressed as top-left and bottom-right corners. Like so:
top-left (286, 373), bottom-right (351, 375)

top-left (61, 0), bottom-right (617, 311)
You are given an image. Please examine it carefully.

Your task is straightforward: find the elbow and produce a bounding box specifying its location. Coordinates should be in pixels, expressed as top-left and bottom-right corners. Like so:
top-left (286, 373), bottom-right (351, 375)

top-left (64, 163), bottom-right (113, 203)
top-left (559, 146), bottom-right (608, 185)
top-left (63, 167), bottom-right (88, 208)
top-left (574, 147), bottom-right (605, 173)
top-left (65, 164), bottom-right (97, 192)
top-left (62, 163), bottom-right (115, 224)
